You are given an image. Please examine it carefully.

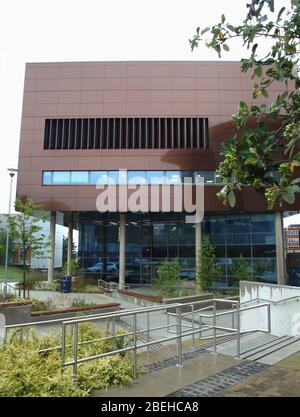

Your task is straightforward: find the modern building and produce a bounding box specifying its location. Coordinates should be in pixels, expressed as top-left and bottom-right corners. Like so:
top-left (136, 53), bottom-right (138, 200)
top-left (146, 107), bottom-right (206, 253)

top-left (16, 61), bottom-right (298, 288)
top-left (285, 224), bottom-right (300, 254)
top-left (0, 213), bottom-right (66, 269)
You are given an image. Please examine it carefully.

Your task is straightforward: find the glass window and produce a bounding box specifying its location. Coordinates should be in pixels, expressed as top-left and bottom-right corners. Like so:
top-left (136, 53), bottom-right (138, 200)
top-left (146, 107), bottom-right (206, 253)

top-left (42, 171), bottom-right (52, 185)
top-left (70, 171), bottom-right (89, 184)
top-left (90, 171), bottom-right (106, 184)
top-left (181, 171), bottom-right (194, 183)
top-left (53, 171), bottom-right (70, 184)
top-left (166, 171), bottom-right (182, 184)
top-left (146, 171), bottom-right (165, 184)
top-left (128, 171), bottom-right (147, 184)
top-left (196, 171), bottom-right (215, 184)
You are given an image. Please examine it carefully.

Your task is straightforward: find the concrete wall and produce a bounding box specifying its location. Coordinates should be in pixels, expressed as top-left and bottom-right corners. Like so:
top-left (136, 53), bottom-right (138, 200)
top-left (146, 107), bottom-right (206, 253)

top-left (240, 281), bottom-right (300, 337)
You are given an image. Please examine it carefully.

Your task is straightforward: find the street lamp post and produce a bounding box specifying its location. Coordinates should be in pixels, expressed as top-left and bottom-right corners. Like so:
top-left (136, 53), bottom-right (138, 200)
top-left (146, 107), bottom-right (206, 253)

top-left (3, 168), bottom-right (18, 300)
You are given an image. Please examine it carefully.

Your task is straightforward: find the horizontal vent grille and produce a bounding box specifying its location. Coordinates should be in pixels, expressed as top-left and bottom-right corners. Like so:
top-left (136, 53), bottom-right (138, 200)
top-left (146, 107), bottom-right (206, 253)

top-left (43, 117), bottom-right (209, 150)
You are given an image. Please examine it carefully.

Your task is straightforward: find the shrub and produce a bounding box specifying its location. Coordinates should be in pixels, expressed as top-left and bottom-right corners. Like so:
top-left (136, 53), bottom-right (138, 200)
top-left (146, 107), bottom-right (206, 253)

top-left (70, 297), bottom-right (95, 308)
top-left (196, 235), bottom-right (222, 292)
top-left (230, 255), bottom-right (254, 286)
top-left (0, 323), bottom-right (133, 397)
top-left (153, 259), bottom-right (181, 298)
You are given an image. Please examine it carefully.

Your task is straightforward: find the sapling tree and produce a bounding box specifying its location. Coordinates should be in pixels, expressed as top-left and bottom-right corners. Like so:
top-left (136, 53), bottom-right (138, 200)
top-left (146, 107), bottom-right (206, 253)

top-left (7, 197), bottom-right (49, 298)
top-left (196, 235), bottom-right (222, 292)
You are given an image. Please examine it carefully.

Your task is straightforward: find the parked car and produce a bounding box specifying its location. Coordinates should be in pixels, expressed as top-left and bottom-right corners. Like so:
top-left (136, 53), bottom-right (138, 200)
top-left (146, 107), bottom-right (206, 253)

top-left (86, 261), bottom-right (118, 273)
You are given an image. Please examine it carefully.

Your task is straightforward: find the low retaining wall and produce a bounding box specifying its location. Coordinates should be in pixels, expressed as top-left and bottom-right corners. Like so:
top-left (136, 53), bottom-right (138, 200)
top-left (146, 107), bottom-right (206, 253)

top-left (111, 290), bottom-right (162, 307)
top-left (31, 303), bottom-right (121, 322)
top-left (0, 302), bottom-right (32, 325)
top-left (163, 294), bottom-right (239, 313)
top-left (0, 301), bottom-right (121, 326)
top-left (240, 281), bottom-right (300, 336)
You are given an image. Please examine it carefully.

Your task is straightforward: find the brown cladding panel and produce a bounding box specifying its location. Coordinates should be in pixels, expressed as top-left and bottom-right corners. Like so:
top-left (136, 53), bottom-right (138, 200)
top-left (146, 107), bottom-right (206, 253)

top-left (17, 61), bottom-right (295, 212)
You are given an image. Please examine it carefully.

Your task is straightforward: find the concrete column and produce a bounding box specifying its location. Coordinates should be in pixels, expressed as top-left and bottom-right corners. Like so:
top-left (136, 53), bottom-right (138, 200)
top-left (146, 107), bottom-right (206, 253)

top-left (275, 211), bottom-right (286, 285)
top-left (67, 213), bottom-right (73, 276)
top-left (48, 211), bottom-right (56, 284)
top-left (119, 213), bottom-right (126, 290)
top-left (195, 221), bottom-right (202, 292)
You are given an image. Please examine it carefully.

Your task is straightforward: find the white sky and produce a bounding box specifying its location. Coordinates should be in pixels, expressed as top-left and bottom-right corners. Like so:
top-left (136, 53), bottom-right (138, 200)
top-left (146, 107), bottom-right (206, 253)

top-left (0, 0), bottom-right (293, 219)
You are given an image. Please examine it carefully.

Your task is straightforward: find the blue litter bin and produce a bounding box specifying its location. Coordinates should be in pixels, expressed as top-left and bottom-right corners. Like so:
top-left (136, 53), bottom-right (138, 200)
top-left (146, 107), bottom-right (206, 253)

top-left (60, 275), bottom-right (72, 293)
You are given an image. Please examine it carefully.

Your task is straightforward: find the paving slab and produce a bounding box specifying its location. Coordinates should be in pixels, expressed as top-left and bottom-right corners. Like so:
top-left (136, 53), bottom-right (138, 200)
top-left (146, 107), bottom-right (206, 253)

top-left (92, 352), bottom-right (237, 397)
top-left (217, 365), bottom-right (300, 397)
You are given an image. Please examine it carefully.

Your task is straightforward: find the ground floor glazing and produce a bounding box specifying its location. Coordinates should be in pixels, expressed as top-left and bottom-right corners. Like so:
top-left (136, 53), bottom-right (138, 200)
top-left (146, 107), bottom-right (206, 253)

top-left (77, 212), bottom-right (277, 288)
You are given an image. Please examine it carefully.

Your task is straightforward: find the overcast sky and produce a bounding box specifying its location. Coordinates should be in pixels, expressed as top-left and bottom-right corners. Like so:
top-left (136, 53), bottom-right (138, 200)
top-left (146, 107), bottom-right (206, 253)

top-left (1, 0), bottom-right (296, 223)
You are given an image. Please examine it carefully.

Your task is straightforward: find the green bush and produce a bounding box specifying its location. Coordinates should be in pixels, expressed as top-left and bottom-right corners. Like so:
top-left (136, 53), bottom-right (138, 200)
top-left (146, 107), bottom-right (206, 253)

top-left (70, 297), bottom-right (95, 308)
top-left (153, 258), bottom-right (181, 298)
top-left (196, 235), bottom-right (222, 292)
top-left (0, 323), bottom-right (134, 397)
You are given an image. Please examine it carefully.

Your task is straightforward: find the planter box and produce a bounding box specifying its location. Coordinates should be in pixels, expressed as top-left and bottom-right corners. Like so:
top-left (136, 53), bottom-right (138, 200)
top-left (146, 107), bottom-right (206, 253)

top-left (0, 302), bottom-right (32, 325)
top-left (31, 303), bottom-right (121, 322)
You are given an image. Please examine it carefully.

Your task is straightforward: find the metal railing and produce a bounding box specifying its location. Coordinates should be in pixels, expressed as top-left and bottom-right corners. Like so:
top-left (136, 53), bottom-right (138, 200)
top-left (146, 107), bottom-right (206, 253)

top-left (2, 298), bottom-right (271, 384)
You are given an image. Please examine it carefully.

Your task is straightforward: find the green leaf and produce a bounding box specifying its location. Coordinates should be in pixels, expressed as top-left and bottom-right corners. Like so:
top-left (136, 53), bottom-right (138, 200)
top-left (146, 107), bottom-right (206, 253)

top-left (254, 65), bottom-right (262, 78)
top-left (223, 44), bottom-right (230, 51)
top-left (277, 7), bottom-right (285, 22)
top-left (227, 190), bottom-right (236, 207)
top-left (282, 190), bottom-right (295, 204)
top-left (201, 27), bottom-right (210, 36)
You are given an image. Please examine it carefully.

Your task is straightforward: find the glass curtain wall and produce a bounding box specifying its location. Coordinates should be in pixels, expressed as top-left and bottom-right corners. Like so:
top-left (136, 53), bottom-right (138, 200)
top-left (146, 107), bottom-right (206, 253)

top-left (78, 212), bottom-right (276, 287)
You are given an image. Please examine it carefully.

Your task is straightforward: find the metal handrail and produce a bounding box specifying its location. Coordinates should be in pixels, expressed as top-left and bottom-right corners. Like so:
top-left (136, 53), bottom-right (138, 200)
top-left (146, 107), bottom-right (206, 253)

top-left (2, 297), bottom-right (271, 385)
top-left (241, 295), bottom-right (300, 306)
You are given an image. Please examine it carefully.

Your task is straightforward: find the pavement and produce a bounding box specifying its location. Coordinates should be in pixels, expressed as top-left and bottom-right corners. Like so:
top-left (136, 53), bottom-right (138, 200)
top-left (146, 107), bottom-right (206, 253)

top-left (21, 290), bottom-right (300, 397)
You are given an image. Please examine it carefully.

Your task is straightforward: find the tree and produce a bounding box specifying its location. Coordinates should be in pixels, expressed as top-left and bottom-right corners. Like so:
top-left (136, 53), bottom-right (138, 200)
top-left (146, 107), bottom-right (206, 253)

top-left (190, 0), bottom-right (300, 208)
top-left (196, 235), bottom-right (222, 292)
top-left (153, 258), bottom-right (181, 297)
top-left (0, 227), bottom-right (8, 265)
top-left (230, 255), bottom-right (254, 286)
top-left (7, 197), bottom-right (49, 298)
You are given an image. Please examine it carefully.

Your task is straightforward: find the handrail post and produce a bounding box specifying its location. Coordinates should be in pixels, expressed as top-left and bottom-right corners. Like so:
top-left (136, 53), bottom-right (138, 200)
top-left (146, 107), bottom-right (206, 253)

top-left (267, 304), bottom-right (271, 333)
top-left (176, 305), bottom-right (183, 367)
top-left (213, 300), bottom-right (217, 354)
top-left (199, 314), bottom-right (202, 339)
top-left (112, 317), bottom-right (116, 349)
top-left (167, 312), bottom-right (170, 333)
top-left (147, 311), bottom-right (150, 352)
top-left (20, 327), bottom-right (24, 344)
top-left (4, 326), bottom-right (7, 346)
top-left (236, 302), bottom-right (241, 359)
top-left (132, 314), bottom-right (138, 383)
top-left (72, 322), bottom-right (79, 384)
top-left (232, 306), bottom-right (235, 330)
top-left (191, 305), bottom-right (195, 348)
top-left (61, 322), bottom-right (66, 373)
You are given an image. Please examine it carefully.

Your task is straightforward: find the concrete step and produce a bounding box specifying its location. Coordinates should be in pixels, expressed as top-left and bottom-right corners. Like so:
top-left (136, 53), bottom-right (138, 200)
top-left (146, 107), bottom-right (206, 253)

top-left (208, 332), bottom-right (278, 357)
top-left (206, 331), bottom-right (300, 365)
top-left (248, 337), bottom-right (300, 365)
top-left (241, 335), bottom-right (292, 359)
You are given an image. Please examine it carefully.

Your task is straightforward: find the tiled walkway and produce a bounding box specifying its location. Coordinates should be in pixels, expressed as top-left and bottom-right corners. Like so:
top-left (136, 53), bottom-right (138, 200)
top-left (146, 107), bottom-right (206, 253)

top-left (167, 361), bottom-right (268, 397)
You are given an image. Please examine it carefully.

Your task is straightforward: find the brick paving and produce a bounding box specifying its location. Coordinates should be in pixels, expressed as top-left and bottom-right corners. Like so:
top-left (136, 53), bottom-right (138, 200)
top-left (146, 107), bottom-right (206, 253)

top-left (142, 346), bottom-right (208, 373)
top-left (166, 361), bottom-right (269, 397)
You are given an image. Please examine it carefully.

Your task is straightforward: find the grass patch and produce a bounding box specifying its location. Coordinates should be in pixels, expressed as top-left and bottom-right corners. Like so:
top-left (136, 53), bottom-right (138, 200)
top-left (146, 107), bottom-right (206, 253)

top-left (0, 265), bottom-right (24, 282)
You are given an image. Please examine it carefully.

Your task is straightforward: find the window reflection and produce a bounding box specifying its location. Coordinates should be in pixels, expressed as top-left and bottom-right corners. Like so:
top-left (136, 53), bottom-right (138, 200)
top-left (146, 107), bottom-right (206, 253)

top-left (43, 171), bottom-right (52, 185)
top-left (53, 171), bottom-right (70, 184)
top-left (71, 171), bottom-right (89, 184)
top-left (43, 170), bottom-right (226, 185)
